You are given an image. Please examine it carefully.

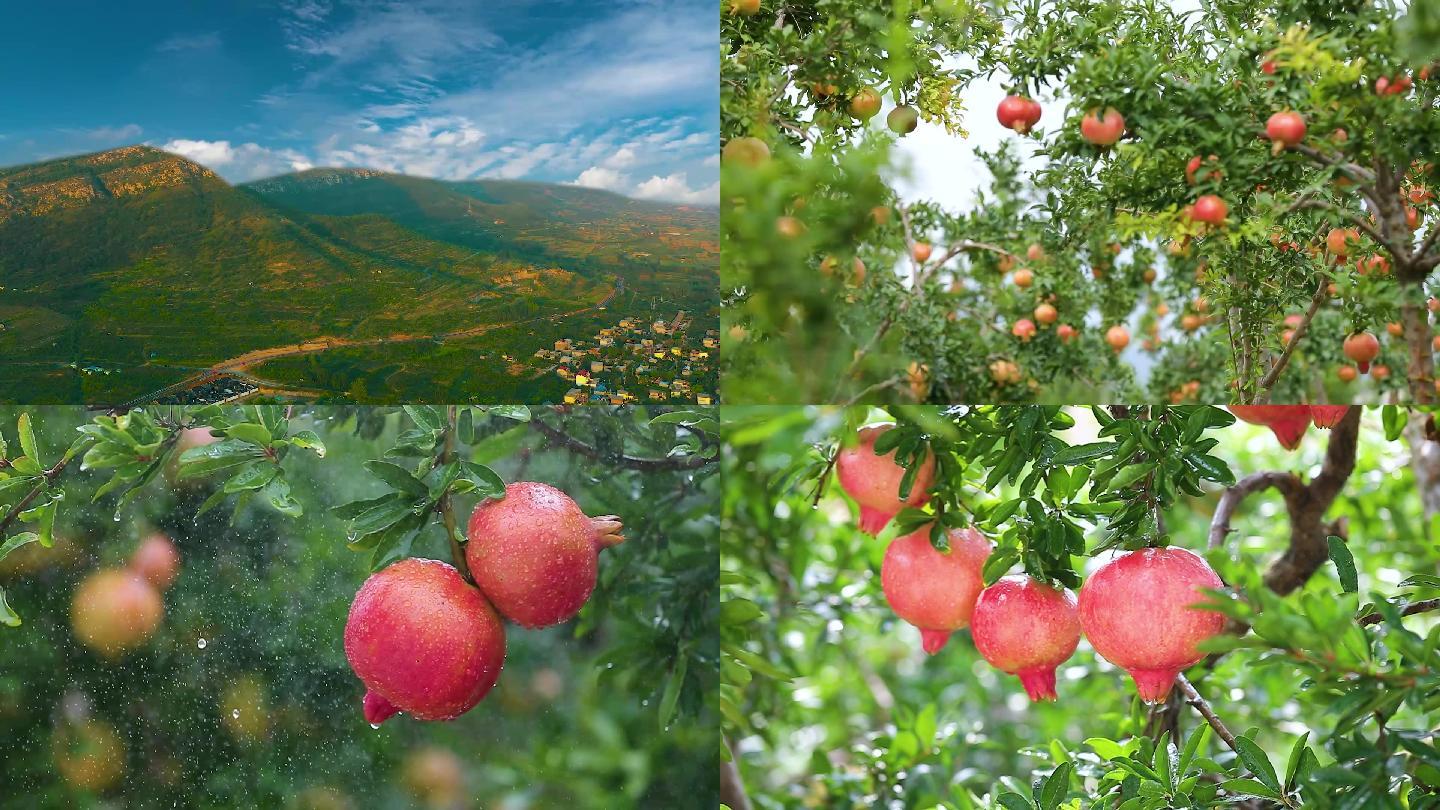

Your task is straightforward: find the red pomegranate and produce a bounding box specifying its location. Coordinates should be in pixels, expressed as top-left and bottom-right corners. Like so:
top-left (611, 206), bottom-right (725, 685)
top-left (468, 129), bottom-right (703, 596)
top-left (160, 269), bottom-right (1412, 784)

top-left (971, 576), bottom-right (1080, 701)
top-left (835, 425), bottom-right (936, 536)
top-left (71, 569), bottom-right (163, 658)
top-left (1080, 107), bottom-right (1125, 146)
top-left (997, 95), bottom-right (1042, 133)
top-left (344, 558), bottom-right (506, 725)
top-left (1078, 547), bottom-right (1226, 703)
top-left (1343, 332), bottom-right (1380, 373)
top-left (1012, 318), bottom-right (1037, 341)
top-left (880, 527), bottom-right (991, 654)
top-left (1229, 405), bottom-right (1311, 450)
top-left (1310, 406), bottom-right (1350, 429)
top-left (1190, 194), bottom-right (1228, 225)
top-left (130, 533), bottom-right (180, 591)
top-left (1266, 111), bottom-right (1307, 148)
top-left (465, 482), bottom-right (624, 628)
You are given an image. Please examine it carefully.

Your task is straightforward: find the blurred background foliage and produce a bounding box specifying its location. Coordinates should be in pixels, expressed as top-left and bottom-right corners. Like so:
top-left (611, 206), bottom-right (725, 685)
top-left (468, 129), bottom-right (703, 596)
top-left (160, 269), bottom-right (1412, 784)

top-left (0, 405), bottom-right (717, 809)
top-left (720, 405), bottom-right (1440, 808)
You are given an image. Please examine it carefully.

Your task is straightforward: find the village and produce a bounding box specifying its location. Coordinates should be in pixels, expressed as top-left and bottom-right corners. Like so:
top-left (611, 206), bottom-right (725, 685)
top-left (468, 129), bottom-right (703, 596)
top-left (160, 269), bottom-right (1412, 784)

top-left (527, 310), bottom-right (718, 406)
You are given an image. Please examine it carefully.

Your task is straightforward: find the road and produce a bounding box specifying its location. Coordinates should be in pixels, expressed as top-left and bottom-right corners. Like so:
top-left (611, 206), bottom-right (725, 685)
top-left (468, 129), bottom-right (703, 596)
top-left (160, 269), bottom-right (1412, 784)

top-left (148, 279), bottom-right (622, 401)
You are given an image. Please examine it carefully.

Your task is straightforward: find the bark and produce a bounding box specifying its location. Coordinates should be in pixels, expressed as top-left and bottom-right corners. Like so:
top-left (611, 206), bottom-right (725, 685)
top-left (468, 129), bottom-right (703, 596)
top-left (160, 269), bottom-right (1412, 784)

top-left (721, 736), bottom-right (753, 810)
top-left (1402, 300), bottom-right (1436, 405)
top-left (1405, 413), bottom-right (1440, 522)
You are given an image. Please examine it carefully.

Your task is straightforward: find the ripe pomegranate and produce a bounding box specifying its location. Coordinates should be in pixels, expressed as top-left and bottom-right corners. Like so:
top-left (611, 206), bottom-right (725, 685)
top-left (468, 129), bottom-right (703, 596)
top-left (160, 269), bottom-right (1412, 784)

top-left (870, 206), bottom-right (891, 226)
top-left (1310, 406), bottom-right (1350, 429)
top-left (403, 747), bottom-right (465, 808)
top-left (1143, 267), bottom-right (1157, 284)
top-left (728, 0), bottom-right (761, 14)
top-left (721, 137), bottom-right (770, 167)
top-left (1026, 243), bottom-right (1046, 262)
top-left (997, 95), bottom-right (1043, 133)
top-left (1013, 268), bottom-right (1034, 288)
top-left (1181, 314), bottom-right (1202, 332)
top-left (465, 482), bottom-right (623, 628)
top-left (1057, 323), bottom-right (1077, 343)
top-left (1230, 405), bottom-right (1312, 450)
top-left (1266, 111), bottom-right (1307, 148)
top-left (54, 719), bottom-right (126, 792)
top-left (1191, 194), bottom-right (1228, 224)
top-left (1373, 364), bottom-right (1391, 381)
top-left (1080, 107), bottom-right (1125, 146)
top-left (344, 558), bottom-right (506, 725)
top-left (888, 105), bottom-right (919, 134)
top-left (880, 526), bottom-right (991, 654)
top-left (1343, 331), bottom-right (1380, 373)
top-left (971, 576), bottom-right (1080, 701)
top-left (850, 87), bottom-right (882, 120)
top-left (1338, 365), bottom-right (1358, 382)
top-left (1326, 227), bottom-right (1358, 256)
top-left (990, 359), bottom-right (1022, 384)
top-left (774, 216), bottom-right (804, 239)
top-left (1358, 254), bottom-right (1389, 275)
top-left (72, 570), bottom-right (163, 658)
top-left (1034, 303), bottom-right (1058, 325)
top-left (912, 242), bottom-right (933, 262)
top-left (1387, 322), bottom-right (1404, 338)
top-left (1261, 59), bottom-right (1277, 74)
top-left (130, 533), bottom-right (180, 591)
top-left (835, 425), bottom-right (936, 536)
top-left (1185, 154), bottom-right (1221, 185)
top-left (1078, 547), bottom-right (1226, 703)
top-left (1407, 207), bottom-right (1421, 230)
top-left (1012, 318), bottom-right (1037, 341)
top-left (1105, 325), bottom-right (1130, 352)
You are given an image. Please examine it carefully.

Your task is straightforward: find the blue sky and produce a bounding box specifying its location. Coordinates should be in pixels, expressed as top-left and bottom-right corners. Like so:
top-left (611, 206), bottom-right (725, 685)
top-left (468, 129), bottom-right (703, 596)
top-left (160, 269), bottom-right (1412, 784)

top-left (0, 0), bottom-right (718, 203)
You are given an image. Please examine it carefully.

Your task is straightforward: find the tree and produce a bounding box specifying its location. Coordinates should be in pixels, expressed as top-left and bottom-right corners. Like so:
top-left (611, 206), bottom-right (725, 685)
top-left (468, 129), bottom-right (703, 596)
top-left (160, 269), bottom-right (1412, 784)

top-left (721, 405), bottom-right (1440, 807)
top-left (0, 404), bottom-right (718, 808)
top-left (721, 0), bottom-right (1440, 404)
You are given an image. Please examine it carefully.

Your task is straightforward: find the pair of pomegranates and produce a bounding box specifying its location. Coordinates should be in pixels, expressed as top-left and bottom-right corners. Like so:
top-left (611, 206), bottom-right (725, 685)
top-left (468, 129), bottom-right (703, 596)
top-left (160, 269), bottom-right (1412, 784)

top-left (343, 482), bottom-right (623, 725)
top-left (838, 425), bottom-right (1226, 703)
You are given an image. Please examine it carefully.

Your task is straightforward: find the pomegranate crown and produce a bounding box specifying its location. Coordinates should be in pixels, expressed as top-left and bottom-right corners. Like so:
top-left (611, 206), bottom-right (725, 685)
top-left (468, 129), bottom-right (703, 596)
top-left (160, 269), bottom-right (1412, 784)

top-left (591, 516), bottom-right (625, 549)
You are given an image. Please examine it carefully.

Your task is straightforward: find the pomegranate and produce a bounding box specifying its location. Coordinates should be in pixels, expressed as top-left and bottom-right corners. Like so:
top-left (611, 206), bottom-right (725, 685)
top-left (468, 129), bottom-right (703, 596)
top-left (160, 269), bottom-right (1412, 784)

top-left (728, 0), bottom-right (761, 14)
top-left (912, 242), bottom-right (933, 262)
top-left (971, 576), bottom-right (1080, 701)
top-left (1026, 243), bottom-right (1046, 262)
top-left (1326, 227), bottom-right (1358, 256)
top-left (997, 95), bottom-right (1043, 133)
top-left (835, 425), bottom-right (936, 536)
top-left (1034, 303), bottom-right (1058, 325)
top-left (404, 746), bottom-right (465, 808)
top-left (989, 359), bottom-right (1022, 384)
top-left (465, 482), bottom-right (623, 628)
top-left (1078, 547), bottom-right (1226, 703)
top-left (1343, 331), bottom-right (1380, 373)
top-left (1012, 318), bottom-right (1037, 341)
top-left (850, 87), bottom-right (882, 120)
top-left (887, 105), bottom-right (919, 135)
top-left (1387, 322), bottom-right (1404, 338)
top-left (1013, 268), bottom-right (1034, 288)
top-left (1266, 111), bottom-right (1307, 148)
top-left (1310, 406), bottom-right (1350, 429)
top-left (880, 526), bottom-right (991, 654)
top-left (72, 569), bottom-right (163, 658)
top-left (721, 137), bottom-right (770, 167)
top-left (344, 558), bottom-right (506, 724)
top-left (54, 719), bottom-right (126, 792)
top-left (1105, 325), bottom-right (1130, 352)
top-left (1057, 323), bottom-right (1077, 343)
top-left (1181, 314), bottom-right (1202, 332)
top-left (1185, 154), bottom-right (1221, 185)
top-left (1080, 107), bottom-right (1125, 146)
top-left (1230, 405), bottom-right (1312, 450)
top-left (130, 533), bottom-right (180, 591)
top-left (1191, 194), bottom-right (1228, 225)
top-left (1373, 364), bottom-right (1391, 381)
top-left (1338, 365), bottom-right (1358, 382)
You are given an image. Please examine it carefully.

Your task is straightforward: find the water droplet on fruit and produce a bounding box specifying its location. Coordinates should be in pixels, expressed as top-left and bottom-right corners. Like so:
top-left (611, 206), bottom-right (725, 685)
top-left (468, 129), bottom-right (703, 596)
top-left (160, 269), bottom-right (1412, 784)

top-left (369, 723), bottom-right (381, 730)
top-left (197, 638), bottom-right (207, 649)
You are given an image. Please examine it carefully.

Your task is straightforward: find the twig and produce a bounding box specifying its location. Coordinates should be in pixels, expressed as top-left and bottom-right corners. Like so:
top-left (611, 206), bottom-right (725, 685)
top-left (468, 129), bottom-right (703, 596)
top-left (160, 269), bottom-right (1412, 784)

top-left (529, 413), bottom-right (709, 471)
top-left (1256, 279), bottom-right (1329, 395)
top-left (0, 455), bottom-right (78, 538)
top-left (1208, 471), bottom-right (1302, 549)
top-left (721, 736), bottom-right (754, 810)
top-left (840, 375), bottom-right (903, 405)
top-left (1357, 597), bottom-right (1440, 626)
top-left (1176, 674), bottom-right (1238, 752)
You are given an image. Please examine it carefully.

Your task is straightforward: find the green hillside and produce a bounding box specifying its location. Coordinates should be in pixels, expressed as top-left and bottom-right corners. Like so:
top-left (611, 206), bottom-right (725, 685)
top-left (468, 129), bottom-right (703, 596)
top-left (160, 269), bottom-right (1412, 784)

top-left (0, 147), bottom-right (717, 404)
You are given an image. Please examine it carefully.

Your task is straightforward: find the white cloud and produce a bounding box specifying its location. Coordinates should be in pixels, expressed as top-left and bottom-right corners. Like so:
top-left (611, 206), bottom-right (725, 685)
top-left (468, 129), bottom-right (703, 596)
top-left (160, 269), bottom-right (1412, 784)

top-left (633, 172), bottom-right (718, 205)
top-left (157, 32), bottom-right (221, 52)
top-left (86, 124), bottom-right (144, 141)
top-left (605, 147), bottom-right (638, 169)
top-left (574, 166), bottom-right (629, 193)
top-left (160, 139), bottom-right (314, 181)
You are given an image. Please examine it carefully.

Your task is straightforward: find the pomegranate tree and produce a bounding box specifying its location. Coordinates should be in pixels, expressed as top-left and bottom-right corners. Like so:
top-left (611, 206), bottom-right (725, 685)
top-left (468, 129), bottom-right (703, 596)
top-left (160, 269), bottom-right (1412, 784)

top-left (880, 526), bottom-right (990, 654)
top-left (465, 482), bottom-right (624, 628)
top-left (971, 576), bottom-right (1081, 701)
top-left (835, 425), bottom-right (936, 535)
top-left (344, 558), bottom-right (506, 725)
top-left (1078, 547), bottom-right (1226, 703)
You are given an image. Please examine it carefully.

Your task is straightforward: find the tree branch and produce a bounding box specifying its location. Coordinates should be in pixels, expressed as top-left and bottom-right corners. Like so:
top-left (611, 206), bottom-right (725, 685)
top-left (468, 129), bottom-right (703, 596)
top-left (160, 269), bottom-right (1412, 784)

top-left (529, 413), bottom-right (710, 471)
top-left (1176, 674), bottom-right (1238, 752)
top-left (1255, 279), bottom-right (1328, 396)
top-left (721, 736), bottom-right (754, 810)
top-left (1357, 597), bottom-right (1440, 627)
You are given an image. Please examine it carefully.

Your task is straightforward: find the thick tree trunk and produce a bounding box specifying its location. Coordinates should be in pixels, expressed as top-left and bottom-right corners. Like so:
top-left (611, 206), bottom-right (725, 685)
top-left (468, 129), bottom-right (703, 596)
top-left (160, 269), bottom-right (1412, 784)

top-left (1405, 414), bottom-right (1440, 522)
top-left (1403, 299), bottom-right (1435, 404)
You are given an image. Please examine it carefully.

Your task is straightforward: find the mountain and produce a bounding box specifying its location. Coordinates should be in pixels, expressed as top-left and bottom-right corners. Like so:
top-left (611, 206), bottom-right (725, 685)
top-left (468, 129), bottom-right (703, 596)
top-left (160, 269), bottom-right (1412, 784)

top-left (0, 147), bottom-right (718, 404)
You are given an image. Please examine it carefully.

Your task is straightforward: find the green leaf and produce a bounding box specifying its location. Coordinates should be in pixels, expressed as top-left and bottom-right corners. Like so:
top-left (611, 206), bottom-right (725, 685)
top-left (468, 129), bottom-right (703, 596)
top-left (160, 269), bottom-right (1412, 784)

top-left (1381, 404), bottom-right (1407, 441)
top-left (720, 598), bottom-right (764, 625)
top-left (403, 405), bottom-right (445, 432)
top-left (1086, 737), bottom-right (1127, 760)
top-left (287, 430), bottom-right (326, 457)
top-left (1039, 762), bottom-right (1071, 810)
top-left (225, 422), bottom-right (273, 447)
top-left (223, 463), bottom-right (279, 494)
top-left (1284, 732), bottom-right (1309, 790)
top-left (347, 496), bottom-right (418, 537)
top-left (982, 548), bottom-right (1020, 585)
top-left (1327, 535), bottom-right (1358, 593)
top-left (657, 655), bottom-right (688, 730)
top-left (17, 413), bottom-right (39, 464)
top-left (485, 405), bottom-right (531, 422)
top-left (1179, 724), bottom-right (1210, 775)
top-left (1049, 441), bottom-right (1116, 466)
top-left (0, 532), bottom-right (40, 563)
top-left (0, 586), bottom-right (19, 627)
top-left (996, 793), bottom-right (1035, 810)
top-left (262, 476), bottom-right (303, 517)
top-left (1218, 778), bottom-right (1280, 800)
top-left (364, 460), bottom-right (429, 497)
top-left (458, 462), bottom-right (506, 499)
top-left (1232, 735), bottom-right (1280, 792)
top-left (1108, 462), bottom-right (1155, 492)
